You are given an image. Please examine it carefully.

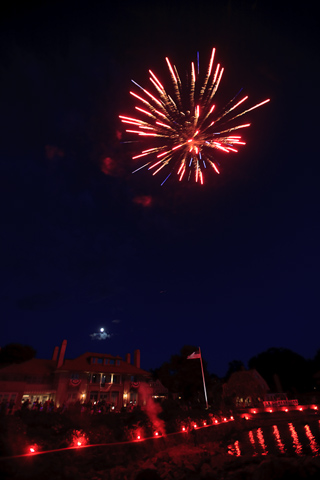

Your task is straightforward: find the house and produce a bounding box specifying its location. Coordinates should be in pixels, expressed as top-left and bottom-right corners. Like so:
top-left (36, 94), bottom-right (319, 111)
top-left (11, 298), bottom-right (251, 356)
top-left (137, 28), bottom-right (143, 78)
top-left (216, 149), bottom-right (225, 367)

top-left (0, 340), bottom-right (152, 411)
top-left (223, 369), bottom-right (270, 408)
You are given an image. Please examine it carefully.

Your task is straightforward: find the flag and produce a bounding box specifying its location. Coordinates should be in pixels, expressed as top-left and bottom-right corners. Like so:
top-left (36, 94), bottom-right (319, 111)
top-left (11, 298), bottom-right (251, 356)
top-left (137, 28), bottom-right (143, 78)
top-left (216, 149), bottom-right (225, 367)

top-left (187, 351), bottom-right (201, 360)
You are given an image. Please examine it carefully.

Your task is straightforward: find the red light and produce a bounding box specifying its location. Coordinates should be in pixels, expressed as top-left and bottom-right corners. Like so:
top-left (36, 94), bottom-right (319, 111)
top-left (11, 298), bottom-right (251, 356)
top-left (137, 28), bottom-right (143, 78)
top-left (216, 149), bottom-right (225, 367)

top-left (223, 417), bottom-right (227, 422)
top-left (203, 421), bottom-right (207, 426)
top-left (269, 409), bottom-right (273, 413)
top-left (285, 408), bottom-right (288, 412)
top-left (182, 426), bottom-right (186, 432)
top-left (194, 424), bottom-right (197, 429)
top-left (299, 407), bottom-right (303, 411)
top-left (314, 406), bottom-right (318, 410)
top-left (253, 410), bottom-right (256, 414)
top-left (215, 419), bottom-right (218, 424)
top-left (29, 447), bottom-right (35, 453)
top-left (77, 441), bottom-right (82, 446)
top-left (154, 432), bottom-right (159, 436)
top-left (137, 435), bottom-right (141, 440)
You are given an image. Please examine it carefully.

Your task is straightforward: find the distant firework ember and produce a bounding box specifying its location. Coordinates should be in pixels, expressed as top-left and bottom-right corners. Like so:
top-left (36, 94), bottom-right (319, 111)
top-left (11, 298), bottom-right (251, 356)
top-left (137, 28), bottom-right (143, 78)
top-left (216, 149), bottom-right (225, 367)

top-left (120, 48), bottom-right (270, 185)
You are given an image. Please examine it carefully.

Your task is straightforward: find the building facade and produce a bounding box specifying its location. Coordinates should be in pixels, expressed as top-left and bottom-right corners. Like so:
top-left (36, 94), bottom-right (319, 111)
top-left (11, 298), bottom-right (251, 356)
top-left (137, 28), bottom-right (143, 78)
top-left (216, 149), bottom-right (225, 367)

top-left (0, 340), bottom-right (152, 411)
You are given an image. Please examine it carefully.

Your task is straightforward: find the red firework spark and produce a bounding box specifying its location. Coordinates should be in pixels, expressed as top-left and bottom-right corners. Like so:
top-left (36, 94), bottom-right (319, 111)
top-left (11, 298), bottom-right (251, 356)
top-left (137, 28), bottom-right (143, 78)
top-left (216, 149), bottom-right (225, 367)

top-left (120, 48), bottom-right (270, 185)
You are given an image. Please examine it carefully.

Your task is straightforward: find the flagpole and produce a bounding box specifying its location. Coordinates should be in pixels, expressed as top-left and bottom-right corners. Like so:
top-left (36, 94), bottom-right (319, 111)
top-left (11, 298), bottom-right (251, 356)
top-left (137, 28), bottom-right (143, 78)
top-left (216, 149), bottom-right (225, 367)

top-left (199, 347), bottom-right (209, 409)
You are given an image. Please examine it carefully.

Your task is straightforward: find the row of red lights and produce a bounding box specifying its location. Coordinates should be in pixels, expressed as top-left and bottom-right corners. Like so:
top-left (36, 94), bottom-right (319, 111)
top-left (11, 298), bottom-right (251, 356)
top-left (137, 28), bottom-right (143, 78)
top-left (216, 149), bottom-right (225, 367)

top-left (26, 407), bottom-right (319, 455)
top-left (243, 405), bottom-right (318, 420)
top-left (27, 416), bottom-right (235, 453)
top-left (136, 416), bottom-right (234, 441)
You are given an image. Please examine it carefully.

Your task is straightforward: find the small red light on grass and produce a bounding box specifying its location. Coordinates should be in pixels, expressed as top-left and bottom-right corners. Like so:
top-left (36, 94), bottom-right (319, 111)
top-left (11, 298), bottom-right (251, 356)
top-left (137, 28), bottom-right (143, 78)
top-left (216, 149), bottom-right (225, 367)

top-left (299, 407), bottom-right (303, 411)
top-left (223, 417), bottom-right (227, 422)
top-left (137, 435), bottom-right (141, 440)
top-left (214, 419), bottom-right (218, 424)
top-left (230, 416), bottom-right (234, 420)
top-left (182, 426), bottom-right (186, 432)
top-left (29, 447), bottom-right (35, 453)
top-left (269, 409), bottom-right (273, 413)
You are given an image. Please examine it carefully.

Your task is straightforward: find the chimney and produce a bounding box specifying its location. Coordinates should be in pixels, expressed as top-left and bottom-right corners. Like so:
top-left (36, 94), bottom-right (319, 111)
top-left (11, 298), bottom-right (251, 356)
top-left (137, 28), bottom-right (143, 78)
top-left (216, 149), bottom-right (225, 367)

top-left (126, 353), bottom-right (131, 364)
top-left (134, 349), bottom-right (140, 369)
top-left (57, 340), bottom-right (67, 368)
top-left (52, 346), bottom-right (59, 362)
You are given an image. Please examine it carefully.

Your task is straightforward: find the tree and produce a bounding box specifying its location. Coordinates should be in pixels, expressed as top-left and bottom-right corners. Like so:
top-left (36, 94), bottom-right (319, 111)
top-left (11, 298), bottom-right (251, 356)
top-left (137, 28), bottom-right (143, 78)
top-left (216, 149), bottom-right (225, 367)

top-left (248, 347), bottom-right (312, 394)
top-left (154, 345), bottom-right (212, 406)
top-left (224, 359), bottom-right (245, 380)
top-left (0, 343), bottom-right (36, 365)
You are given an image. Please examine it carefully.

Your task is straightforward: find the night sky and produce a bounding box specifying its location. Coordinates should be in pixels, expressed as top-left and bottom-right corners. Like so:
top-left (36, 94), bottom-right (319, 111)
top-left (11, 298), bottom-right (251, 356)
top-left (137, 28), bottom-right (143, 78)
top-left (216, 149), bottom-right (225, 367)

top-left (1, 0), bottom-right (319, 377)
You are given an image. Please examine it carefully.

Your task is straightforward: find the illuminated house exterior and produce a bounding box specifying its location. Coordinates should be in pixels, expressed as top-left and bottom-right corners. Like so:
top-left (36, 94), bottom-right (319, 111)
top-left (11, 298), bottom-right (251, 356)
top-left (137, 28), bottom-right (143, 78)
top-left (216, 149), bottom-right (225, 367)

top-left (0, 340), bottom-right (152, 410)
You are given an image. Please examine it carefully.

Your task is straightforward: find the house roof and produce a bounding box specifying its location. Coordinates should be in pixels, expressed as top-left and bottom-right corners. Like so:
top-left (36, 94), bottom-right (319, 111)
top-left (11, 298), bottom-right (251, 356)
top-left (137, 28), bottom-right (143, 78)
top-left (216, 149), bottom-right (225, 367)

top-left (0, 358), bottom-right (56, 376)
top-left (223, 369), bottom-right (269, 397)
top-left (0, 351), bottom-right (150, 378)
top-left (58, 352), bottom-right (150, 377)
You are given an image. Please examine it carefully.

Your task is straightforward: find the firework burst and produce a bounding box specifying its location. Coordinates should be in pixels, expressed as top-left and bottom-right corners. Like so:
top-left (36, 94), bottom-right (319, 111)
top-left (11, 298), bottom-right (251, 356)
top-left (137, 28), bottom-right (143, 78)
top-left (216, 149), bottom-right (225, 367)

top-left (120, 48), bottom-right (270, 185)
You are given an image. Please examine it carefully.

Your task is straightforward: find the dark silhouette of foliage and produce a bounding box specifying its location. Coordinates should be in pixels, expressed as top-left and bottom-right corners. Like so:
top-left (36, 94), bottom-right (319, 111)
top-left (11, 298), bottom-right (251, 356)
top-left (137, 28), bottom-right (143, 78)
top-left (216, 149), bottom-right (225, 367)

top-left (224, 359), bottom-right (245, 380)
top-left (248, 347), bottom-right (312, 394)
top-left (0, 343), bottom-right (36, 364)
top-left (154, 345), bottom-right (212, 405)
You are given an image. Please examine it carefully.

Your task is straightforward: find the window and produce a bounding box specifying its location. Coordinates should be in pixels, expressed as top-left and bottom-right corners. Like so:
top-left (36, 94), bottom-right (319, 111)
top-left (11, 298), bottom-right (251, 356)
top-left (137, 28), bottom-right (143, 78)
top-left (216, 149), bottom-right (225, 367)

top-left (104, 359), bottom-right (108, 365)
top-left (116, 360), bottom-right (120, 366)
top-left (101, 374), bottom-right (112, 385)
top-left (111, 391), bottom-right (119, 406)
top-left (113, 375), bottom-right (121, 384)
top-left (91, 357), bottom-right (97, 364)
top-left (90, 391), bottom-right (99, 402)
top-left (109, 359), bottom-right (115, 365)
top-left (91, 373), bottom-right (100, 384)
top-left (97, 358), bottom-right (103, 364)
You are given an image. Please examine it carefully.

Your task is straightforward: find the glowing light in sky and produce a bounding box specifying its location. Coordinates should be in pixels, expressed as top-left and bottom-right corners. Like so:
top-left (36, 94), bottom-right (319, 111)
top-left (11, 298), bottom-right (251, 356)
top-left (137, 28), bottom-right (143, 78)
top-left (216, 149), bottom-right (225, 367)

top-left (120, 48), bottom-right (270, 185)
top-left (90, 327), bottom-right (111, 340)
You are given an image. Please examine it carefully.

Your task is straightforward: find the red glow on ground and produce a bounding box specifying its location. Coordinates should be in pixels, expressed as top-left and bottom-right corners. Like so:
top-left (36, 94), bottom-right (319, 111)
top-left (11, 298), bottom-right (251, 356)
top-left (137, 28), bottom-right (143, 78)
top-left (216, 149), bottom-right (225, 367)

top-left (285, 408), bottom-right (288, 412)
top-left (253, 410), bottom-right (256, 414)
top-left (313, 406), bottom-right (318, 410)
top-left (299, 407), bottom-right (303, 411)
top-left (269, 409), bottom-right (273, 413)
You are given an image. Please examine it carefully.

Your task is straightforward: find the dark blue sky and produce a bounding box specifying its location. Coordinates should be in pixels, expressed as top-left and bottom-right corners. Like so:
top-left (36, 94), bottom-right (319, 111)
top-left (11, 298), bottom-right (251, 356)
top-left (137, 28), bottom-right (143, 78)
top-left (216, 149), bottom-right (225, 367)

top-left (1, 0), bottom-right (319, 377)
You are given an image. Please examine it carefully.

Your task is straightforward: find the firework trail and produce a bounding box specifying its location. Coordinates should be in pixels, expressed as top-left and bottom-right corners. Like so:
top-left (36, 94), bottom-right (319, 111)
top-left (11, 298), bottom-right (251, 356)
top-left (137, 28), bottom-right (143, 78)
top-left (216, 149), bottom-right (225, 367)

top-left (120, 48), bottom-right (270, 185)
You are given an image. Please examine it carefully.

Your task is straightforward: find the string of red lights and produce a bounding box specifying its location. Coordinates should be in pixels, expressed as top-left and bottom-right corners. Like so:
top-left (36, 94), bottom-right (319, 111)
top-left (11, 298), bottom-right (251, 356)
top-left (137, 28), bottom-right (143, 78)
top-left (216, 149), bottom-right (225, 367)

top-left (1, 405), bottom-right (319, 461)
